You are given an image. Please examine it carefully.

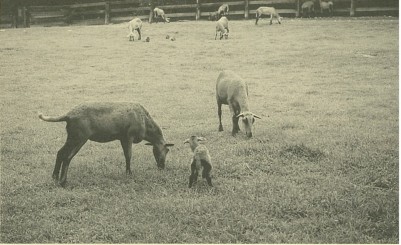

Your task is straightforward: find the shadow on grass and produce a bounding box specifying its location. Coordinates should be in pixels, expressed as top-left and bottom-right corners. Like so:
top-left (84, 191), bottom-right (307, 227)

top-left (280, 143), bottom-right (325, 161)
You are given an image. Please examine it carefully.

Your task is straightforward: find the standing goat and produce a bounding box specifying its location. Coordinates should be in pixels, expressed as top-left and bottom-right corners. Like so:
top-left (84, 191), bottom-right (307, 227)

top-left (216, 70), bottom-right (261, 138)
top-left (127, 17), bottom-right (142, 41)
top-left (301, 1), bottom-right (315, 18)
top-left (217, 4), bottom-right (229, 19)
top-left (38, 102), bottom-right (174, 187)
top-left (320, 1), bottom-right (333, 16)
top-left (255, 7), bottom-right (282, 25)
top-left (153, 7), bottom-right (170, 23)
top-left (184, 136), bottom-right (212, 188)
top-left (215, 16), bottom-right (229, 40)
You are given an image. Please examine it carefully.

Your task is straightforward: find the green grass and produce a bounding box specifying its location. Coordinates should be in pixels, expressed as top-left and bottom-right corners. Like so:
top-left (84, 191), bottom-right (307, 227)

top-left (0, 17), bottom-right (398, 243)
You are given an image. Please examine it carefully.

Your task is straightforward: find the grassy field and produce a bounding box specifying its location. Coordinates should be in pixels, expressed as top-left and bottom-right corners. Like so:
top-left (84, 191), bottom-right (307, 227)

top-left (0, 17), bottom-right (399, 243)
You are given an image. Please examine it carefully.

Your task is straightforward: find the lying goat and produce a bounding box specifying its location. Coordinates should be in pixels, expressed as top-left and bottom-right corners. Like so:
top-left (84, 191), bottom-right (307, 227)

top-left (255, 6), bottom-right (282, 25)
top-left (184, 136), bottom-right (212, 188)
top-left (215, 16), bottom-right (229, 40)
top-left (301, 1), bottom-right (315, 18)
top-left (39, 102), bottom-right (174, 187)
top-left (127, 17), bottom-right (142, 41)
top-left (216, 70), bottom-right (261, 138)
top-left (153, 7), bottom-right (170, 23)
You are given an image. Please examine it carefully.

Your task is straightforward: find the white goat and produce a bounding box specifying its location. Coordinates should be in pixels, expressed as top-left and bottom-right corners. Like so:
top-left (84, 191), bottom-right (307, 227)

top-left (215, 16), bottom-right (229, 40)
top-left (38, 102), bottom-right (174, 187)
top-left (255, 6), bottom-right (282, 25)
top-left (184, 136), bottom-right (212, 188)
top-left (301, 1), bottom-right (315, 18)
top-left (127, 17), bottom-right (142, 41)
top-left (217, 4), bottom-right (229, 18)
top-left (216, 70), bottom-right (261, 138)
top-left (153, 7), bottom-right (170, 23)
top-left (320, 1), bottom-right (333, 16)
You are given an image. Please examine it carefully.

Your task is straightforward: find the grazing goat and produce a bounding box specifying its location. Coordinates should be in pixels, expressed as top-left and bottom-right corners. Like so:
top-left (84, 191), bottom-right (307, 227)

top-left (38, 102), bottom-right (174, 187)
top-left (215, 16), bottom-right (229, 40)
top-left (184, 136), bottom-right (212, 188)
top-left (216, 70), bottom-right (261, 138)
top-left (320, 1), bottom-right (333, 16)
top-left (127, 17), bottom-right (142, 41)
top-left (217, 4), bottom-right (229, 19)
top-left (255, 7), bottom-right (282, 25)
top-left (301, 1), bottom-right (315, 18)
top-left (153, 7), bottom-right (170, 23)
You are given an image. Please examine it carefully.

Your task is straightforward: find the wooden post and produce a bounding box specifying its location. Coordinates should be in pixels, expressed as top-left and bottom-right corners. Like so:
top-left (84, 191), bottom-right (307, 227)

top-left (196, 0), bottom-right (200, 20)
top-left (22, 6), bottom-right (27, 27)
top-left (244, 0), bottom-right (249, 19)
top-left (17, 7), bottom-right (23, 27)
top-left (295, 0), bottom-right (300, 18)
top-left (105, 1), bottom-right (110, 24)
top-left (149, 0), bottom-right (155, 23)
top-left (25, 7), bottom-right (30, 27)
top-left (350, 0), bottom-right (355, 16)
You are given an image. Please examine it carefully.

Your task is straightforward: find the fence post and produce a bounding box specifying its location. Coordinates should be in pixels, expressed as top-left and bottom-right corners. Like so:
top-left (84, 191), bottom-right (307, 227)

top-left (22, 6), bottom-right (27, 27)
top-left (149, 0), bottom-right (155, 23)
top-left (350, 0), bottom-right (355, 16)
top-left (196, 0), bottom-right (200, 20)
top-left (295, 0), bottom-right (300, 17)
top-left (105, 1), bottom-right (110, 24)
top-left (244, 0), bottom-right (249, 19)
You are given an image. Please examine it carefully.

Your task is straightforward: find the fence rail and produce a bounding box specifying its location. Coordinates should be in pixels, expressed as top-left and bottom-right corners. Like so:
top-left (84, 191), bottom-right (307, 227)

top-left (0, 0), bottom-right (398, 28)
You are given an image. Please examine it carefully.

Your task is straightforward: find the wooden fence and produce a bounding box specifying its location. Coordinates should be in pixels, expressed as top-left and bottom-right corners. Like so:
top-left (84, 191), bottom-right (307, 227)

top-left (0, 0), bottom-right (398, 28)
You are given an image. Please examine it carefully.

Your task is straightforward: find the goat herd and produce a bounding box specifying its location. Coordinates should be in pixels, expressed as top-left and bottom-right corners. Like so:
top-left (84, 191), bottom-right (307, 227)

top-left (40, 1), bottom-right (333, 189)
top-left (128, 1), bottom-right (334, 41)
top-left (39, 69), bottom-right (258, 188)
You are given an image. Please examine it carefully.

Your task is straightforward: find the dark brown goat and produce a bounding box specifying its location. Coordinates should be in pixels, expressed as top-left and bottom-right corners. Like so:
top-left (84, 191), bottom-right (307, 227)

top-left (39, 102), bottom-right (174, 187)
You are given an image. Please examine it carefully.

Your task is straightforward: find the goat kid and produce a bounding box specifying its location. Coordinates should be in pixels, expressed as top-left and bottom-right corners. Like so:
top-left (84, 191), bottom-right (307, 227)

top-left (184, 136), bottom-right (213, 188)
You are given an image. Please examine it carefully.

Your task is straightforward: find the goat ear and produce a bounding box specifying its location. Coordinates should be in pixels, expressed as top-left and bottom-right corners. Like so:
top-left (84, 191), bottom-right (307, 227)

top-left (198, 137), bottom-right (207, 142)
top-left (183, 139), bottom-right (189, 144)
top-left (253, 114), bottom-right (262, 119)
top-left (165, 143), bottom-right (174, 147)
top-left (145, 142), bottom-right (153, 146)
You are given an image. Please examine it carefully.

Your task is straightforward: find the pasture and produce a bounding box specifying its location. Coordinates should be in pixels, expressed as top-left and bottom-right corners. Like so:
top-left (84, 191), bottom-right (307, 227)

top-left (0, 17), bottom-right (399, 243)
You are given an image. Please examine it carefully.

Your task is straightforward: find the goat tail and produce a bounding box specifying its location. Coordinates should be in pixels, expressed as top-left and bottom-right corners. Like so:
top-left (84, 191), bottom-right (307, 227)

top-left (38, 113), bottom-right (68, 122)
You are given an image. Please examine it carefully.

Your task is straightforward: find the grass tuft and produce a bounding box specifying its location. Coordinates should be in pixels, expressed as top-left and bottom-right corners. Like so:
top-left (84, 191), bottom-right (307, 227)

top-left (280, 144), bottom-right (325, 161)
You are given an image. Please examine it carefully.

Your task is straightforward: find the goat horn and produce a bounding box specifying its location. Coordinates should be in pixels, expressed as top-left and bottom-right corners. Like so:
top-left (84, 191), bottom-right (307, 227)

top-left (236, 113), bottom-right (244, 118)
top-left (253, 114), bottom-right (262, 119)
